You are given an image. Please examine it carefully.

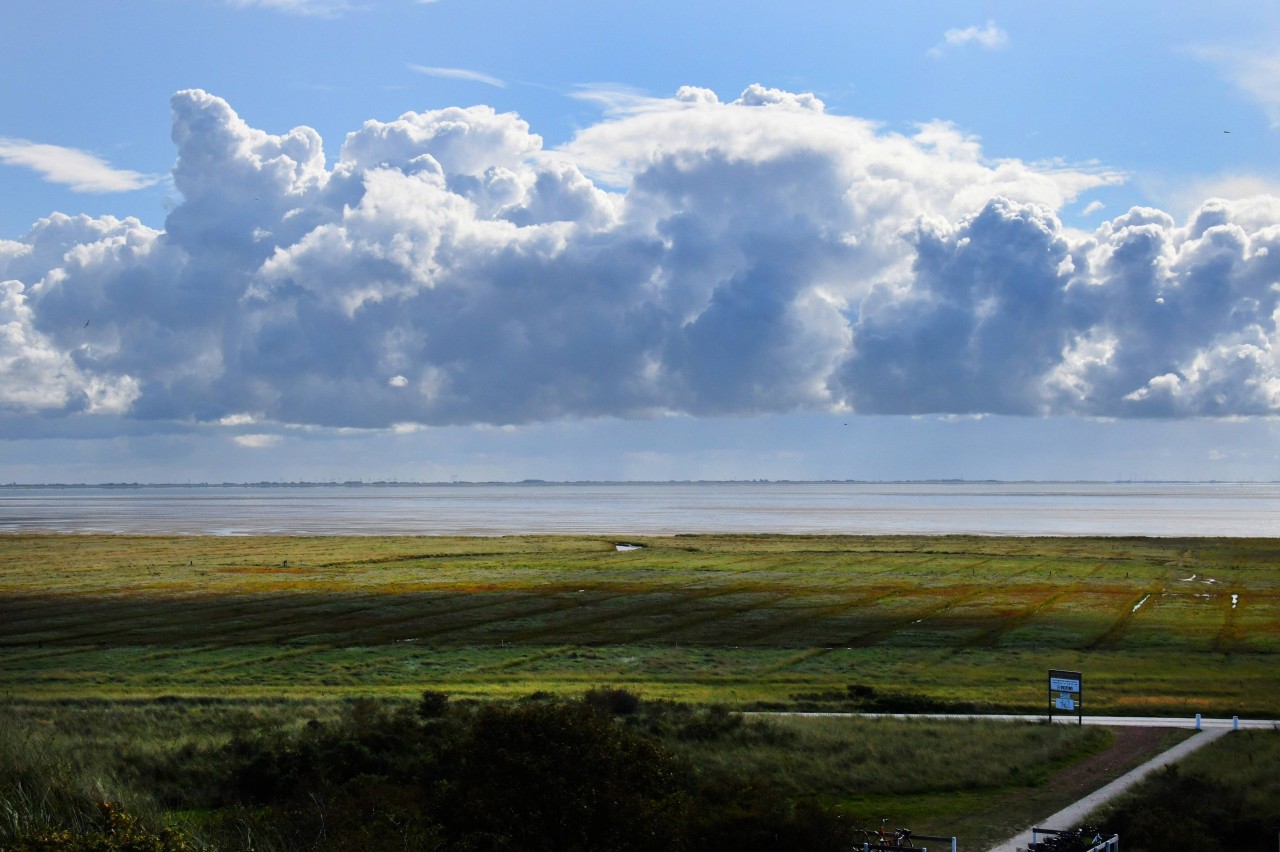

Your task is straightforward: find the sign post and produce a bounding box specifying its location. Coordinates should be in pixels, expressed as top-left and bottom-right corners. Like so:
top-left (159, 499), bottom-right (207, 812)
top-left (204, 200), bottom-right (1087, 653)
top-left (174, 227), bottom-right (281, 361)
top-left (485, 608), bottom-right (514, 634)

top-left (1048, 669), bottom-right (1082, 725)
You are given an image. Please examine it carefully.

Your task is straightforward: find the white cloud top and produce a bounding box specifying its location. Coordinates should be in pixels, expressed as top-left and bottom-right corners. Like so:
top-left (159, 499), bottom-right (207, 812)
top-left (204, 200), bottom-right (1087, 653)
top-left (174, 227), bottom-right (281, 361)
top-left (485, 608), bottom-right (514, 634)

top-left (3, 86), bottom-right (1280, 433)
top-left (0, 139), bottom-right (161, 193)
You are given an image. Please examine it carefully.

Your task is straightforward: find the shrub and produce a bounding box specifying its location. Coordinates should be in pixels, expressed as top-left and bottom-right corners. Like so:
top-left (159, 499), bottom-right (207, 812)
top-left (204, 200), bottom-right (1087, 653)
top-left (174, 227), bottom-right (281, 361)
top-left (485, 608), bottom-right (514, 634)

top-left (1096, 764), bottom-right (1263, 852)
top-left (416, 690), bottom-right (450, 720)
top-left (438, 699), bottom-right (689, 851)
top-left (583, 686), bottom-right (641, 717)
top-left (1, 801), bottom-right (194, 852)
top-left (676, 705), bottom-right (744, 741)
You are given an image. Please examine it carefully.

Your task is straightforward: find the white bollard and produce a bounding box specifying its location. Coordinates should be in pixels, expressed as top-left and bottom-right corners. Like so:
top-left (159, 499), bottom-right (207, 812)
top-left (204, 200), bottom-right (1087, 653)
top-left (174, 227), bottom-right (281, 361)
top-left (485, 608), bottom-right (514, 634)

top-left (1233, 715), bottom-right (1239, 731)
top-left (1195, 713), bottom-right (1202, 730)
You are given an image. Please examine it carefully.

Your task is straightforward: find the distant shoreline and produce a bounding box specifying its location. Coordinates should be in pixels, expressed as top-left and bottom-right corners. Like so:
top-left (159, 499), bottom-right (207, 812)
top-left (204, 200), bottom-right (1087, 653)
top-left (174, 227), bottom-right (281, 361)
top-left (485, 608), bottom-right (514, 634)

top-left (1, 478), bottom-right (1274, 488)
top-left (3, 481), bottom-right (1277, 537)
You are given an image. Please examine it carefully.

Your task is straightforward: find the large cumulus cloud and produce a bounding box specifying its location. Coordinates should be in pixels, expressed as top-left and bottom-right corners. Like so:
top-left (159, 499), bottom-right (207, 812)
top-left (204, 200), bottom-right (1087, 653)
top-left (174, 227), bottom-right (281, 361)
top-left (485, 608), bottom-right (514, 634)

top-left (3, 85), bottom-right (1280, 432)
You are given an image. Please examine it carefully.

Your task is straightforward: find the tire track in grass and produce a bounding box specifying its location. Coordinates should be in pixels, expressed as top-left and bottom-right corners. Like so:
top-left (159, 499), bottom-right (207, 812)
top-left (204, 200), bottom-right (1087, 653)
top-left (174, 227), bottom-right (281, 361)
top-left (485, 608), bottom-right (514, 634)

top-left (851, 553), bottom-right (950, 579)
top-left (0, 591), bottom-right (385, 648)
top-left (0, 593), bottom-right (206, 639)
top-left (332, 586), bottom-right (656, 645)
top-left (747, 583), bottom-right (972, 665)
top-left (498, 586), bottom-right (748, 644)
top-left (654, 593), bottom-right (811, 646)
top-left (462, 645), bottom-right (578, 674)
top-left (1212, 588), bottom-right (1244, 653)
top-left (0, 598), bottom-right (241, 648)
top-left (30, 591), bottom-right (378, 644)
top-left (750, 589), bottom-right (904, 672)
top-left (331, 594), bottom-right (606, 646)
top-left (928, 557), bottom-right (994, 582)
top-left (726, 587), bottom-right (903, 648)
top-left (126, 644), bottom-right (336, 684)
top-left (843, 588), bottom-right (986, 648)
top-left (275, 590), bottom-right (518, 644)
top-left (95, 591), bottom-right (437, 649)
top-left (229, 587), bottom-right (604, 646)
top-left (961, 588), bottom-right (1069, 649)
top-left (310, 550), bottom-right (519, 569)
top-left (0, 642), bottom-right (232, 671)
top-left (1085, 587), bottom-right (1163, 650)
top-left (224, 592), bottom-right (534, 645)
top-left (125, 594), bottom-right (607, 684)
top-left (184, 601), bottom-right (583, 677)
top-left (606, 589), bottom-right (792, 646)
top-left (723, 601), bottom-right (871, 647)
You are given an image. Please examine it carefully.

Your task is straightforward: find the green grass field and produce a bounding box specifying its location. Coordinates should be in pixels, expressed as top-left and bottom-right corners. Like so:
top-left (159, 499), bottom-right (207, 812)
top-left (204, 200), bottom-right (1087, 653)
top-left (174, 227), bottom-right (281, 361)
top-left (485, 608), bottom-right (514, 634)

top-left (2, 533), bottom-right (1277, 713)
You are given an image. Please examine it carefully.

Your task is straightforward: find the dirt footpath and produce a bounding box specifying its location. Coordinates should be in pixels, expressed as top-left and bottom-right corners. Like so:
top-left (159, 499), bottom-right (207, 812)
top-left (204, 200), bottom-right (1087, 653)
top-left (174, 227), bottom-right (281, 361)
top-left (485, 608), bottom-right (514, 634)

top-left (1044, 726), bottom-right (1172, 801)
top-left (958, 726), bottom-right (1191, 850)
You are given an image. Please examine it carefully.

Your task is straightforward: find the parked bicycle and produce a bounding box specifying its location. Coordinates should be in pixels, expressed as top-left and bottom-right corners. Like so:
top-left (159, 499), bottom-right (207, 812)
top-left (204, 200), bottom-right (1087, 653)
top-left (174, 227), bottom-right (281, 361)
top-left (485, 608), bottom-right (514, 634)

top-left (857, 819), bottom-right (913, 848)
top-left (1032, 825), bottom-right (1104, 852)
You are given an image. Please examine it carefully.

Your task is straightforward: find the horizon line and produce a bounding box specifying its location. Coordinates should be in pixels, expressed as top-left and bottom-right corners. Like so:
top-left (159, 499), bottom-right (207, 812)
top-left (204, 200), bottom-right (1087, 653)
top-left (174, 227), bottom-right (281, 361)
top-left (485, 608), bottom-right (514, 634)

top-left (1, 478), bottom-right (1274, 488)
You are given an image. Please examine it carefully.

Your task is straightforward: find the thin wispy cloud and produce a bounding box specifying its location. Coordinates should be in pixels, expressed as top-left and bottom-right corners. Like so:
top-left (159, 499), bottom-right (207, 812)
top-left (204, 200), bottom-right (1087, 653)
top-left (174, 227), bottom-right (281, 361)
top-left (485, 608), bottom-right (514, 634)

top-left (234, 434), bottom-right (282, 448)
top-left (408, 64), bottom-right (506, 88)
top-left (226, 0), bottom-right (354, 17)
top-left (0, 138), bottom-right (161, 193)
top-left (1191, 46), bottom-right (1280, 124)
top-left (930, 20), bottom-right (1009, 57)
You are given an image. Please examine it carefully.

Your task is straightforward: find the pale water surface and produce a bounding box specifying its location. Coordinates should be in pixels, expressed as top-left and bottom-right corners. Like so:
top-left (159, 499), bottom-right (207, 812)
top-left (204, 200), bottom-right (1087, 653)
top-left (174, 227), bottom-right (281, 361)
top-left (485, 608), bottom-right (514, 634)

top-left (0, 482), bottom-right (1277, 537)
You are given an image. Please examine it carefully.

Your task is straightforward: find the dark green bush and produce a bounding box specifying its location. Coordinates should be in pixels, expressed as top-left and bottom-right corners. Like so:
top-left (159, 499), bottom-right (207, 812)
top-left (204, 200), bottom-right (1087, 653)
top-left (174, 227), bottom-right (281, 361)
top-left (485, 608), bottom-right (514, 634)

top-left (1097, 765), bottom-right (1264, 852)
top-left (437, 699), bottom-right (688, 851)
top-left (417, 690), bottom-right (450, 720)
top-left (686, 775), bottom-right (852, 852)
top-left (583, 686), bottom-right (642, 717)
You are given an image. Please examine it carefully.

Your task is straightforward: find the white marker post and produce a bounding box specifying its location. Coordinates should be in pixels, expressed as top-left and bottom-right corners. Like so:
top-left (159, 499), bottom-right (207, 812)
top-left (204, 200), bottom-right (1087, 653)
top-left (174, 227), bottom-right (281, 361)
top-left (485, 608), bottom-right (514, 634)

top-left (1048, 669), bottom-right (1083, 725)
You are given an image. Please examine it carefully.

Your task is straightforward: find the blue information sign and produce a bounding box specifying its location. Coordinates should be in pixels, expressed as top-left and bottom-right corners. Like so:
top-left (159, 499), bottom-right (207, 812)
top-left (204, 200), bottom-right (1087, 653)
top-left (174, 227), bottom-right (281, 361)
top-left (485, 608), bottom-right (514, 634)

top-left (1048, 669), bottom-right (1083, 724)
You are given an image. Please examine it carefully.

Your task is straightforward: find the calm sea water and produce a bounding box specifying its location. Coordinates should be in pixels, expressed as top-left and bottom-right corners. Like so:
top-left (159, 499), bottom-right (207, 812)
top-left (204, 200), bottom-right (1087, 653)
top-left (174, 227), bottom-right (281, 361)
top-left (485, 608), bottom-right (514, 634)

top-left (0, 482), bottom-right (1277, 537)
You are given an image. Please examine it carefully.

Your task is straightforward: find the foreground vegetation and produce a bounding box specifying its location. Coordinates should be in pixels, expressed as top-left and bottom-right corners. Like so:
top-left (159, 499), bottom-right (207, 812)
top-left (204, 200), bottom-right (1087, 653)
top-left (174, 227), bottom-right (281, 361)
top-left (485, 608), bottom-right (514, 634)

top-left (1088, 728), bottom-right (1280, 852)
top-left (1, 691), bottom-right (1131, 850)
top-left (3, 534), bottom-right (1276, 848)
top-left (1, 534), bottom-right (1278, 713)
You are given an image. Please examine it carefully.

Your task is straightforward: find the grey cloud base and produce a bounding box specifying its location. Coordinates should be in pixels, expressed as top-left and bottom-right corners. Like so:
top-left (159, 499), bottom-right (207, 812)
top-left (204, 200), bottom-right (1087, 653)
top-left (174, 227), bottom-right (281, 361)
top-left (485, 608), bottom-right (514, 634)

top-left (1, 85), bottom-right (1277, 432)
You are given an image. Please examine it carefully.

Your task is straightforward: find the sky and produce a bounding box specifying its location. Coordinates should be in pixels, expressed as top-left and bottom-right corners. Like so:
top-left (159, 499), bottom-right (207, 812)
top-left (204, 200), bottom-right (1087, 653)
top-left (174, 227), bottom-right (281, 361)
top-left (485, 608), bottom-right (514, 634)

top-left (3, 0), bottom-right (1280, 483)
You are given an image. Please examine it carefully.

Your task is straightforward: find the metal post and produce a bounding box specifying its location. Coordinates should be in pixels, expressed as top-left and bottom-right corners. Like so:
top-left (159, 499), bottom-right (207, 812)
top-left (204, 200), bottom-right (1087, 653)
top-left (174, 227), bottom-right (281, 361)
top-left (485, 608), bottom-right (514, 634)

top-left (1195, 713), bottom-right (1202, 730)
top-left (1233, 715), bottom-right (1239, 731)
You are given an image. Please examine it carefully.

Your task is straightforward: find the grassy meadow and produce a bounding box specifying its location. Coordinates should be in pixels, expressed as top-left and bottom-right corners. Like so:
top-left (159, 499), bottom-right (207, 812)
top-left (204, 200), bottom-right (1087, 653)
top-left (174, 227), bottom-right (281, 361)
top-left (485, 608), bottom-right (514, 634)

top-left (2, 533), bottom-right (1278, 849)
top-left (1, 533), bottom-right (1278, 713)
